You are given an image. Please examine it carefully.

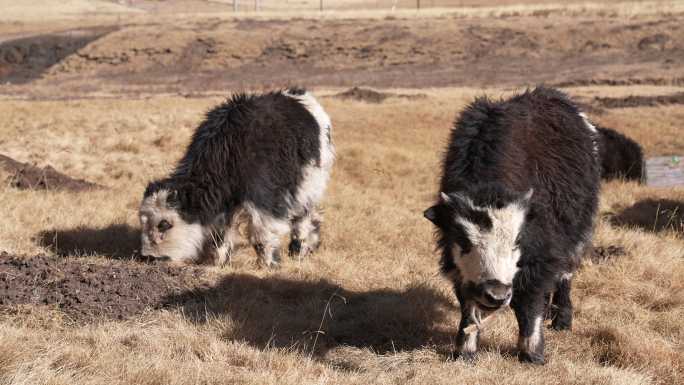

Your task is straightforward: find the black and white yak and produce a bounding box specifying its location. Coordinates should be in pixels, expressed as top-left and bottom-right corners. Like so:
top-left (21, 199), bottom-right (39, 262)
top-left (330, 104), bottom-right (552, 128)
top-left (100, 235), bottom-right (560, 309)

top-left (424, 87), bottom-right (600, 364)
top-left (596, 125), bottom-right (646, 183)
top-left (139, 88), bottom-right (334, 267)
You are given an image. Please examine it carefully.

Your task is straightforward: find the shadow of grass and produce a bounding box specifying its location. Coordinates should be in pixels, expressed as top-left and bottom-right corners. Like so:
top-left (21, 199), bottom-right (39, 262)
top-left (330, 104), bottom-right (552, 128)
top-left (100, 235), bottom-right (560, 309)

top-left (36, 223), bottom-right (140, 259)
top-left (610, 199), bottom-right (684, 236)
top-left (586, 327), bottom-right (681, 384)
top-left (163, 274), bottom-right (457, 356)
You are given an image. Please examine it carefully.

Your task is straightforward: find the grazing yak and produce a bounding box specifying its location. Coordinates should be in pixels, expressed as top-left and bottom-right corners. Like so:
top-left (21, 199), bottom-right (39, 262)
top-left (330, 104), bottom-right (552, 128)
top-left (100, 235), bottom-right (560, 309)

top-left (596, 125), bottom-right (646, 183)
top-left (139, 88), bottom-right (334, 267)
top-left (424, 87), bottom-right (600, 364)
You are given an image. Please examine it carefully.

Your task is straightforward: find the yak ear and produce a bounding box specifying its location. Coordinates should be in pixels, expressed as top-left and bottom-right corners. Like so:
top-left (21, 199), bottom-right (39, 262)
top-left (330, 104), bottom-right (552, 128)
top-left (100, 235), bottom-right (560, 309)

top-left (423, 204), bottom-right (440, 224)
top-left (441, 191), bottom-right (476, 213)
top-left (424, 192), bottom-right (456, 228)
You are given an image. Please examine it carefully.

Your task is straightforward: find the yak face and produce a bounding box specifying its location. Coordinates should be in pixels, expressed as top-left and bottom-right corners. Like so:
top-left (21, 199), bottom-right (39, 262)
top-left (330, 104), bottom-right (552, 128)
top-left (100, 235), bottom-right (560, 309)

top-left (139, 188), bottom-right (205, 263)
top-left (424, 189), bottom-right (532, 310)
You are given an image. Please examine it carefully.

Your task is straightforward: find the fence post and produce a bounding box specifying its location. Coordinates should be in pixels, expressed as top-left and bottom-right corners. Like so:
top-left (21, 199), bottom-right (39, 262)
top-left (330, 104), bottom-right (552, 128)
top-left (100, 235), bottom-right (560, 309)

top-left (320, 0), bottom-right (323, 11)
top-left (234, 0), bottom-right (238, 12)
top-left (255, 0), bottom-right (259, 11)
top-left (417, 0), bottom-right (420, 10)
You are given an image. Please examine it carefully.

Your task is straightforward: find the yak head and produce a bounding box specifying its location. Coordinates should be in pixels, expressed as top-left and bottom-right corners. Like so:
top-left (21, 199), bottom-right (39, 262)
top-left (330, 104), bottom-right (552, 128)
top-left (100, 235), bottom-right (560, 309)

top-left (424, 185), bottom-right (533, 311)
top-left (138, 180), bottom-right (208, 263)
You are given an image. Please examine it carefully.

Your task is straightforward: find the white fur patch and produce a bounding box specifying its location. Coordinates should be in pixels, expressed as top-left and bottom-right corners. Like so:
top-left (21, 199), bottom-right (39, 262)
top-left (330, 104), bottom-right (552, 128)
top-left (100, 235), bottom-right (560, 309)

top-left (519, 315), bottom-right (543, 353)
top-left (579, 112), bottom-right (600, 155)
top-left (461, 328), bottom-right (478, 354)
top-left (579, 112), bottom-right (597, 134)
top-left (139, 189), bottom-right (206, 263)
top-left (223, 209), bottom-right (243, 259)
top-left (287, 91), bottom-right (332, 134)
top-left (288, 91), bottom-right (335, 213)
top-left (454, 202), bottom-right (526, 285)
top-left (296, 162), bottom-right (331, 213)
top-left (244, 202), bottom-right (290, 265)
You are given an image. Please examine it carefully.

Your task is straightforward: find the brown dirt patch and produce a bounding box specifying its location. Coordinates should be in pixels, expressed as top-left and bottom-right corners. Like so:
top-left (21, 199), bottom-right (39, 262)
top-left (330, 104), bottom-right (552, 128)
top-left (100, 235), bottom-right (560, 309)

top-left (0, 253), bottom-right (207, 322)
top-left (594, 92), bottom-right (684, 109)
top-left (637, 33), bottom-right (671, 51)
top-left (0, 154), bottom-right (101, 191)
top-left (332, 87), bottom-right (426, 103)
top-left (610, 199), bottom-right (684, 235)
top-left (589, 245), bottom-right (627, 264)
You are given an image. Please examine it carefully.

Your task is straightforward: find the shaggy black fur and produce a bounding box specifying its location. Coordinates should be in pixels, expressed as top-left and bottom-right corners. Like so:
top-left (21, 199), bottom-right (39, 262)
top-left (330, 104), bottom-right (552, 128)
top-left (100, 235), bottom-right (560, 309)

top-left (425, 87), bottom-right (600, 364)
top-left (144, 89), bottom-right (321, 225)
top-left (596, 125), bottom-right (646, 183)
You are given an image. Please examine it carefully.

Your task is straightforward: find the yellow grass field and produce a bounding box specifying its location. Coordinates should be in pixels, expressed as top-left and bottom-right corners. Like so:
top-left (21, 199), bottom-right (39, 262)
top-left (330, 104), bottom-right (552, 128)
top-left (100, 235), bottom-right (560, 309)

top-left (0, 1), bottom-right (683, 384)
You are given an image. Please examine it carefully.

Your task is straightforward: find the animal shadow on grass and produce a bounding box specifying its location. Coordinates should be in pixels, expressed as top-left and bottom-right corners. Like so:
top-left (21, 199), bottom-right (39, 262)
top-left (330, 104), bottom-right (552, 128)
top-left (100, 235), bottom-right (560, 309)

top-left (164, 274), bottom-right (457, 357)
top-left (36, 223), bottom-right (141, 259)
top-left (610, 199), bottom-right (684, 236)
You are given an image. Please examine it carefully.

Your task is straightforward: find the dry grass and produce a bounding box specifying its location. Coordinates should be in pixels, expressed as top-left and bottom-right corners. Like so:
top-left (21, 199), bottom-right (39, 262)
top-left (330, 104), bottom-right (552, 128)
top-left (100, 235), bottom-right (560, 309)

top-left (1, 85), bottom-right (683, 384)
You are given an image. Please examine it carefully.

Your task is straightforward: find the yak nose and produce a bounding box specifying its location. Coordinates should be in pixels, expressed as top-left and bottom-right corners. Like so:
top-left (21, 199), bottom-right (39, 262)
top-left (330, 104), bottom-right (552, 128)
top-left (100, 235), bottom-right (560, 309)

top-left (482, 280), bottom-right (513, 307)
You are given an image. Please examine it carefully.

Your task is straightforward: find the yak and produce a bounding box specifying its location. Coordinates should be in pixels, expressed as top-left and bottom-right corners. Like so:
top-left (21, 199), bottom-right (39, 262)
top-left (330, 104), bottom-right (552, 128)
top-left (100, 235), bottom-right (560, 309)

top-left (139, 88), bottom-right (334, 267)
top-left (597, 125), bottom-right (646, 183)
top-left (424, 87), bottom-right (600, 364)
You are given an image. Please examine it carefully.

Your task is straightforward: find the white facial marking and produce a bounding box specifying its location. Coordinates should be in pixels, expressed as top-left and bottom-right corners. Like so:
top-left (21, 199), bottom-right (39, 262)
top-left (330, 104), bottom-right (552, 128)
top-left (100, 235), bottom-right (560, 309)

top-left (139, 189), bottom-right (206, 263)
top-left (454, 202), bottom-right (526, 285)
top-left (560, 272), bottom-right (573, 281)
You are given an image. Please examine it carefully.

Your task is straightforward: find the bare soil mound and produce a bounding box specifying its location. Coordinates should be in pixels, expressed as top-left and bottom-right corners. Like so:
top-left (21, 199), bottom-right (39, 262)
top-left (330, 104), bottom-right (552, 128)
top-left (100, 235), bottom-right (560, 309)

top-left (0, 28), bottom-right (114, 84)
top-left (0, 253), bottom-right (207, 322)
top-left (594, 92), bottom-right (684, 109)
top-left (333, 87), bottom-right (425, 103)
top-left (0, 154), bottom-right (101, 191)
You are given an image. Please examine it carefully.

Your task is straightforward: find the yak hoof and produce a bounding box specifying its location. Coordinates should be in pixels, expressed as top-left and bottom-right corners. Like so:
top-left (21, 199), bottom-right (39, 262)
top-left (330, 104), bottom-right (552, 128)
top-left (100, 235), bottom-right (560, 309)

top-left (519, 351), bottom-right (545, 365)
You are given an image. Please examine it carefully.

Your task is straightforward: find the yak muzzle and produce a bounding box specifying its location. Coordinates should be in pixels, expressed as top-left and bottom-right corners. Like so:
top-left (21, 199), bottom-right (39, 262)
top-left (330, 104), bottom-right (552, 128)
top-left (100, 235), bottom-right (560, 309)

top-left (477, 280), bottom-right (513, 310)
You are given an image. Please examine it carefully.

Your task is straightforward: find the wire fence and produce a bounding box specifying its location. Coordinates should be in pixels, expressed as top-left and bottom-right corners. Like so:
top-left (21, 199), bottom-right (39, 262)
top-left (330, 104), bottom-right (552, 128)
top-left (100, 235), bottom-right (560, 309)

top-left (215, 1), bottom-right (486, 12)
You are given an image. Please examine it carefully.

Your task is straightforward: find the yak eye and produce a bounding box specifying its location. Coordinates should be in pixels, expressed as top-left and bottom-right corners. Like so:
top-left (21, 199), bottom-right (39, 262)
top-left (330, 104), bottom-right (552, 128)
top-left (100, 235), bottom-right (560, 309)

top-left (158, 219), bottom-right (173, 232)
